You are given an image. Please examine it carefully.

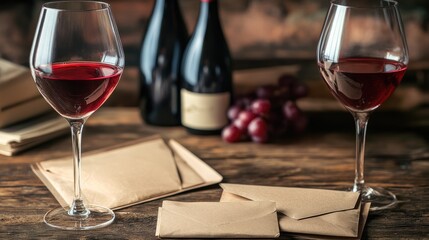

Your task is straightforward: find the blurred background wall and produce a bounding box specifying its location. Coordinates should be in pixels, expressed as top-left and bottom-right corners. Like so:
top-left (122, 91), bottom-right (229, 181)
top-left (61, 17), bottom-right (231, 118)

top-left (1, 0), bottom-right (428, 106)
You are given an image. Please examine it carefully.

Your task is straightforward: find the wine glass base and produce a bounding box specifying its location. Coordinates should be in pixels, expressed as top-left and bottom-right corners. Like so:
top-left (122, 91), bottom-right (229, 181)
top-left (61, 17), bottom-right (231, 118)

top-left (357, 186), bottom-right (398, 211)
top-left (44, 205), bottom-right (115, 230)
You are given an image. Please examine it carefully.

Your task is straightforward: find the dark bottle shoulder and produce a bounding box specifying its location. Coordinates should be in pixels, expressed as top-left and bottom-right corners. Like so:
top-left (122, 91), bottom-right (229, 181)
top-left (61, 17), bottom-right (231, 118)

top-left (181, 35), bottom-right (232, 92)
top-left (140, 2), bottom-right (188, 74)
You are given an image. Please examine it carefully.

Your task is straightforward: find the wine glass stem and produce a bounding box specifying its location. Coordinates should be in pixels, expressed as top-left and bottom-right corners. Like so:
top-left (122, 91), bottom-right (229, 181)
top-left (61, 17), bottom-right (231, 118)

top-left (68, 119), bottom-right (90, 216)
top-left (352, 112), bottom-right (369, 193)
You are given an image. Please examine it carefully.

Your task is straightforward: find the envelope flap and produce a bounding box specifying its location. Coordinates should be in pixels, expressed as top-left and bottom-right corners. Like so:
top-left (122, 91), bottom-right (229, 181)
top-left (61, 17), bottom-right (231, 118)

top-left (278, 203), bottom-right (362, 237)
top-left (37, 138), bottom-right (183, 208)
top-left (162, 201), bottom-right (276, 227)
top-left (221, 183), bottom-right (360, 219)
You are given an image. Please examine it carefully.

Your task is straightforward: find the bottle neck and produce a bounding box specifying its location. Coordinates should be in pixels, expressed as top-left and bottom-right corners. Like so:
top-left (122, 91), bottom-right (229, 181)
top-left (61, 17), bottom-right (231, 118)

top-left (196, 0), bottom-right (220, 31)
top-left (201, 0), bottom-right (217, 3)
top-left (166, 0), bottom-right (181, 9)
top-left (151, 0), bottom-right (185, 31)
top-left (201, 0), bottom-right (219, 17)
top-left (153, 0), bottom-right (181, 14)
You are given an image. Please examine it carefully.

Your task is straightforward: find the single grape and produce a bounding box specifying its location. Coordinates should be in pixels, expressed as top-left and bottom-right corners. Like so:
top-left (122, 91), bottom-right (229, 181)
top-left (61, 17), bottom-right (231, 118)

top-left (256, 85), bottom-right (275, 99)
top-left (228, 105), bottom-right (242, 120)
top-left (238, 110), bottom-right (257, 123)
top-left (233, 118), bottom-right (248, 132)
top-left (233, 110), bottom-right (257, 132)
top-left (248, 117), bottom-right (268, 139)
top-left (222, 125), bottom-right (242, 143)
top-left (283, 101), bottom-right (301, 121)
top-left (251, 99), bottom-right (271, 116)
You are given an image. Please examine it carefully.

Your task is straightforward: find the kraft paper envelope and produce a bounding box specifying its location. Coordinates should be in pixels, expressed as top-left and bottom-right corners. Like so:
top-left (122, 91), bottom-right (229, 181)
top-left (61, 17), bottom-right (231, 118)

top-left (220, 183), bottom-right (370, 238)
top-left (155, 201), bottom-right (280, 238)
top-left (31, 136), bottom-right (223, 210)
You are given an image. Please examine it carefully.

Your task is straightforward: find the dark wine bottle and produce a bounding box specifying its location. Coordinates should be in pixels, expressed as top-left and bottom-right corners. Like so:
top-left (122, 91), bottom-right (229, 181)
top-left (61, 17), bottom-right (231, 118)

top-left (181, 0), bottom-right (233, 135)
top-left (139, 0), bottom-right (188, 126)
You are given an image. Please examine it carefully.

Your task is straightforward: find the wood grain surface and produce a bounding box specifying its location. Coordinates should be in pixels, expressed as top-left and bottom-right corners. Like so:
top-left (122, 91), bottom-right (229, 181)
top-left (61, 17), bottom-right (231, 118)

top-left (0, 108), bottom-right (428, 239)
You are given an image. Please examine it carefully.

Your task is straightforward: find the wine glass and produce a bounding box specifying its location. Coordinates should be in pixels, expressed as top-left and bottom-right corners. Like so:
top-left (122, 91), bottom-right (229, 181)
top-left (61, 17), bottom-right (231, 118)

top-left (29, 1), bottom-right (124, 229)
top-left (317, 0), bottom-right (408, 211)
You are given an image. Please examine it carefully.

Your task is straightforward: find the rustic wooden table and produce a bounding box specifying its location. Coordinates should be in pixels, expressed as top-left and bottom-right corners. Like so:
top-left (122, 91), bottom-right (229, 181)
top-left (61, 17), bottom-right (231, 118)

top-left (0, 107), bottom-right (428, 239)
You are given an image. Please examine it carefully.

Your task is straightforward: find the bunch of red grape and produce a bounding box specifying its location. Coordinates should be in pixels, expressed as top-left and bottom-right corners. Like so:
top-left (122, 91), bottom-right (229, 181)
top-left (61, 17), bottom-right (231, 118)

top-left (222, 74), bottom-right (309, 143)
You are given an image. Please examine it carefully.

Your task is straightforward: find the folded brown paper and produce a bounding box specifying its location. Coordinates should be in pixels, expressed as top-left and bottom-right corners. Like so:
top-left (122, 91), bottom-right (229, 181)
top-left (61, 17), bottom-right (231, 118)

top-left (31, 136), bottom-right (222, 210)
top-left (155, 201), bottom-right (280, 238)
top-left (220, 183), bottom-right (370, 238)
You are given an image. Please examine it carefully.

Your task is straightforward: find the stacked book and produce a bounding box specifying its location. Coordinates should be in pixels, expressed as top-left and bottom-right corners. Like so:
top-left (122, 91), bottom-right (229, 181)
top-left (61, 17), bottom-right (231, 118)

top-left (0, 114), bottom-right (68, 156)
top-left (0, 59), bottom-right (68, 156)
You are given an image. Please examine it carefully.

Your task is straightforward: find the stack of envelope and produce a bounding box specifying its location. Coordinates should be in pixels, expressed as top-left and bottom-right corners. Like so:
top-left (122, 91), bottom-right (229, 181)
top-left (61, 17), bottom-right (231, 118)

top-left (155, 183), bottom-right (370, 239)
top-left (220, 183), bottom-right (370, 239)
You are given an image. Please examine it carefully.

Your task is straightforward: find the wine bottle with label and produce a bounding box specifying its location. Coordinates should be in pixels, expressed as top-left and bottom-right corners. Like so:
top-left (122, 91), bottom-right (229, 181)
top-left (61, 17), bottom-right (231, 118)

top-left (181, 0), bottom-right (233, 135)
top-left (139, 0), bottom-right (188, 126)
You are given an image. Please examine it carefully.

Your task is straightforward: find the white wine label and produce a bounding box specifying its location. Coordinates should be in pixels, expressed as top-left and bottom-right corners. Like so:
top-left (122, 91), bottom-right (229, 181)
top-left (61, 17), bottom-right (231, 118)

top-left (181, 89), bottom-right (230, 130)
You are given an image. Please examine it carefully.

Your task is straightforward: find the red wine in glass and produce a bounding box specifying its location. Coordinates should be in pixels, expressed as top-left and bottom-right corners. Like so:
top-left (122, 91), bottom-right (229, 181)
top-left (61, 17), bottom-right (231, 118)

top-left (319, 57), bottom-right (407, 112)
top-left (30, 1), bottom-right (124, 230)
top-left (317, 0), bottom-right (408, 211)
top-left (35, 62), bottom-right (122, 118)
